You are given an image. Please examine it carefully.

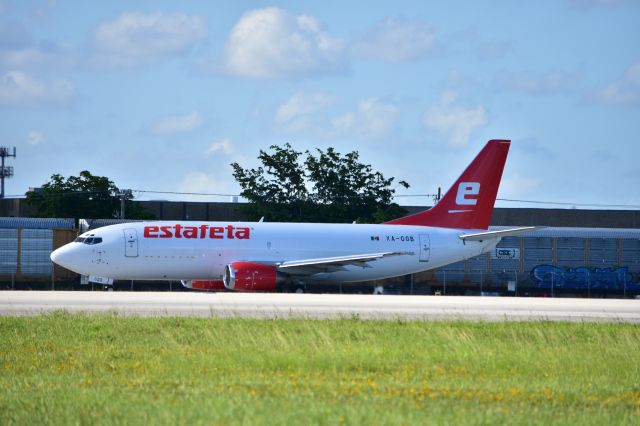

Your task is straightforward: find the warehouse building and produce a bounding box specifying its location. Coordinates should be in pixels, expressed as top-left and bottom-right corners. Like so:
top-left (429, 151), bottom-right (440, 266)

top-left (0, 218), bottom-right (77, 288)
top-left (419, 227), bottom-right (640, 297)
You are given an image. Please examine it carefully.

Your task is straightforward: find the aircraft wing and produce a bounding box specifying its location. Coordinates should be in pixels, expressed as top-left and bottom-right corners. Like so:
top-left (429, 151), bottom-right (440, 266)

top-left (459, 226), bottom-right (545, 242)
top-left (275, 252), bottom-right (412, 275)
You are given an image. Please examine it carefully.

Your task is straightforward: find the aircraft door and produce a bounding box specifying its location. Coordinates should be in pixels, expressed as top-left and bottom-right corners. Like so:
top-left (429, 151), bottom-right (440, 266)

top-left (124, 228), bottom-right (138, 257)
top-left (419, 234), bottom-right (430, 262)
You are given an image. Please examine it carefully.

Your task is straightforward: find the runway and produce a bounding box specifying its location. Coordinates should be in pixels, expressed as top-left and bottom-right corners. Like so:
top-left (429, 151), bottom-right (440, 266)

top-left (1, 291), bottom-right (639, 322)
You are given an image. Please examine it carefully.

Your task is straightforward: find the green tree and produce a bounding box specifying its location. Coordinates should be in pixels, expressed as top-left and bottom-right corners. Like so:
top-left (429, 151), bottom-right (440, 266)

top-left (231, 144), bottom-right (311, 222)
top-left (25, 171), bottom-right (153, 220)
top-left (231, 144), bottom-right (409, 223)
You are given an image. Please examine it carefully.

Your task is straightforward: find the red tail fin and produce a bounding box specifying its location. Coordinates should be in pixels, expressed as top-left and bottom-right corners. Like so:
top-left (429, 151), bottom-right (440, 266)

top-left (386, 139), bottom-right (510, 229)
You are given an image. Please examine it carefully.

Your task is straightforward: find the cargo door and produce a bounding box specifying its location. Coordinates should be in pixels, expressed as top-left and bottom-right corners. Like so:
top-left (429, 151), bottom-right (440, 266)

top-left (419, 234), bottom-right (430, 262)
top-left (124, 228), bottom-right (138, 257)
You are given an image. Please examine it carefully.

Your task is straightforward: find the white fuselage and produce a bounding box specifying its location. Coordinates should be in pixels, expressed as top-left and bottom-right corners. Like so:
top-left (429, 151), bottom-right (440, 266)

top-left (51, 221), bottom-right (499, 283)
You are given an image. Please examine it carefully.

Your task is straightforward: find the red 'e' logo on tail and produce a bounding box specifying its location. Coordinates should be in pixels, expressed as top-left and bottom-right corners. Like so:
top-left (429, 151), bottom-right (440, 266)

top-left (455, 182), bottom-right (480, 205)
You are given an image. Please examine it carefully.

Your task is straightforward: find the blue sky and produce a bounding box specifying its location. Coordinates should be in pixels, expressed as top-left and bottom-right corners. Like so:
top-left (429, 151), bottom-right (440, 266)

top-left (1, 0), bottom-right (639, 209)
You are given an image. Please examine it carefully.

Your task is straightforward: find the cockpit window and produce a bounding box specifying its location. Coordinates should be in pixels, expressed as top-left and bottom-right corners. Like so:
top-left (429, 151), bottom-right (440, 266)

top-left (73, 236), bottom-right (102, 245)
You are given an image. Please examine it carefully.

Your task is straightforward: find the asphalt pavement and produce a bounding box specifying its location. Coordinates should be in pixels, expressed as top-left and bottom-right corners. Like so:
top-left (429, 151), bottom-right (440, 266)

top-left (1, 291), bottom-right (639, 322)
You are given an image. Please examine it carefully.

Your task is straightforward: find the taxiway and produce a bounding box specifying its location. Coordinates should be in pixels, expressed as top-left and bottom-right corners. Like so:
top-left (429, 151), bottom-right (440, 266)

top-left (1, 291), bottom-right (639, 322)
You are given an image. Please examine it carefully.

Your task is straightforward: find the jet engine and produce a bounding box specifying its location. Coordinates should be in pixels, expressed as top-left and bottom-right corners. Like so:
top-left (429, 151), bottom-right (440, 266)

top-left (223, 262), bottom-right (285, 292)
top-left (181, 279), bottom-right (226, 291)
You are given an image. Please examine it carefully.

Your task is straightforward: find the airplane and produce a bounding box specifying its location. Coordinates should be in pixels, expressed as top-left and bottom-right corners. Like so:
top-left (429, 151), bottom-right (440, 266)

top-left (50, 139), bottom-right (538, 292)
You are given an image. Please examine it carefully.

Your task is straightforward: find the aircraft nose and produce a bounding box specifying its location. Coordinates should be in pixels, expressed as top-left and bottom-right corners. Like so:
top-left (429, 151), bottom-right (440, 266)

top-left (50, 244), bottom-right (77, 271)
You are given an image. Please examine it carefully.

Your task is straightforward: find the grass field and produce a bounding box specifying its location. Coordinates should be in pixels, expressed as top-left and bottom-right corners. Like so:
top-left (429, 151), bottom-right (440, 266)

top-left (1, 313), bottom-right (639, 425)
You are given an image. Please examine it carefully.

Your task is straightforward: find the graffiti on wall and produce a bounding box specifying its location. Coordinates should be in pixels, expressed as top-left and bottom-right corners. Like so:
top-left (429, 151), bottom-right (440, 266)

top-left (530, 264), bottom-right (640, 290)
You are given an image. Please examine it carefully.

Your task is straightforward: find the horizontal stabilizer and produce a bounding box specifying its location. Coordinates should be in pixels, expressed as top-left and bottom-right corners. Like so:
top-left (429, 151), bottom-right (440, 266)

top-left (459, 226), bottom-right (545, 242)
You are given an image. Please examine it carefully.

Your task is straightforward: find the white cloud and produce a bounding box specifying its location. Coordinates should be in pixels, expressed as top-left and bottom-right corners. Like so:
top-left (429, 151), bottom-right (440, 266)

top-left (332, 97), bottom-right (399, 139)
top-left (275, 92), bottom-right (335, 133)
top-left (498, 175), bottom-right (542, 199)
top-left (352, 17), bottom-right (434, 62)
top-left (276, 92), bottom-right (335, 123)
top-left (275, 94), bottom-right (398, 140)
top-left (207, 138), bottom-right (233, 156)
top-left (27, 130), bottom-right (44, 145)
top-left (176, 140), bottom-right (248, 201)
top-left (495, 70), bottom-right (580, 95)
top-left (331, 112), bottom-right (354, 134)
top-left (151, 111), bottom-right (202, 136)
top-left (0, 19), bottom-right (78, 70)
top-left (0, 70), bottom-right (73, 106)
top-left (178, 171), bottom-right (219, 193)
top-left (595, 62), bottom-right (640, 106)
top-left (423, 91), bottom-right (486, 147)
top-left (177, 171), bottom-right (239, 202)
top-left (224, 7), bottom-right (347, 78)
top-left (0, 45), bottom-right (76, 69)
top-left (92, 12), bottom-right (206, 68)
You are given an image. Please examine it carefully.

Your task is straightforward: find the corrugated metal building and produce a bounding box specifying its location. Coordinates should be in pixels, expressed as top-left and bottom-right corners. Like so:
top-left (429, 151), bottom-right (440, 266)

top-left (0, 218), bottom-right (77, 283)
top-left (423, 227), bottom-right (640, 296)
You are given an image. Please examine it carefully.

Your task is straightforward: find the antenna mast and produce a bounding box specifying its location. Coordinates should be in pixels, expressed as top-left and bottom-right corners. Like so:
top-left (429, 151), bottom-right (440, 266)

top-left (0, 147), bottom-right (16, 199)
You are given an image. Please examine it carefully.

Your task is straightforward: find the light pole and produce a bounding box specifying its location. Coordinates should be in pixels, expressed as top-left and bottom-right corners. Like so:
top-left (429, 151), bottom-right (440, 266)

top-left (118, 189), bottom-right (132, 219)
top-left (0, 146), bottom-right (16, 198)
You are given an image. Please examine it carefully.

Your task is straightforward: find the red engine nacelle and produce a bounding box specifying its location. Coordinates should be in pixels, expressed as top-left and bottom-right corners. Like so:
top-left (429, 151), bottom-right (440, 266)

top-left (181, 279), bottom-right (226, 291)
top-left (223, 262), bottom-right (284, 292)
